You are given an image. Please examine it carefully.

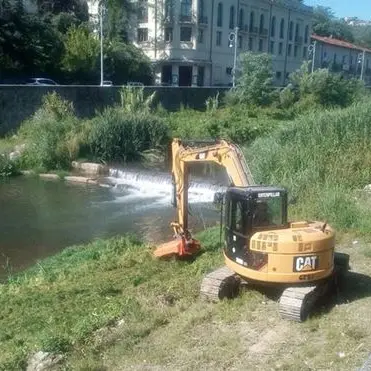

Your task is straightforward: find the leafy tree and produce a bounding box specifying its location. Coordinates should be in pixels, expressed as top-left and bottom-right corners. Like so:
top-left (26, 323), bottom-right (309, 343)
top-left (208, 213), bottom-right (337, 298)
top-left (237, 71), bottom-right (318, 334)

top-left (227, 52), bottom-right (274, 106)
top-left (37, 0), bottom-right (89, 22)
top-left (0, 1), bottom-right (63, 78)
top-left (312, 6), bottom-right (354, 42)
top-left (61, 24), bottom-right (100, 83)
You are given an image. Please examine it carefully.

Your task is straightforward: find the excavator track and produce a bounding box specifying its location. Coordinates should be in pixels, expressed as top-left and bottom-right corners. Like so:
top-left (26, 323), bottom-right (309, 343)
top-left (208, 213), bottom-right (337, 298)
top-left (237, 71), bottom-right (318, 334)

top-left (200, 266), bottom-right (241, 302)
top-left (279, 253), bottom-right (350, 322)
top-left (279, 284), bottom-right (325, 322)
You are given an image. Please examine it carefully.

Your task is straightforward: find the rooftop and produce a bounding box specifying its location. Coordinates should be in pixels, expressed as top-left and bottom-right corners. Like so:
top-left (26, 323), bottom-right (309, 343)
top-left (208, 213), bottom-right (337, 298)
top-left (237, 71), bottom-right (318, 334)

top-left (312, 34), bottom-right (371, 53)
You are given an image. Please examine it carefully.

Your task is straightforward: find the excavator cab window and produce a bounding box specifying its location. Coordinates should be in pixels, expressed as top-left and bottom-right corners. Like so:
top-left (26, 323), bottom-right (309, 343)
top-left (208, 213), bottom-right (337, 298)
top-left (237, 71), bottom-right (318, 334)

top-left (224, 187), bottom-right (287, 263)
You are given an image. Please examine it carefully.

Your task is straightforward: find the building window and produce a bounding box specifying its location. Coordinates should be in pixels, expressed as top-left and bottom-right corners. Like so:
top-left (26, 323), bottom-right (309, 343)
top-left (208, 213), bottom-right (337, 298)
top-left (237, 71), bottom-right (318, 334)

top-left (137, 28), bottom-right (148, 42)
top-left (303, 46), bottom-right (307, 58)
top-left (180, 27), bottom-right (192, 41)
top-left (238, 35), bottom-right (243, 49)
top-left (199, 0), bottom-right (205, 19)
top-left (333, 53), bottom-right (337, 63)
top-left (216, 31), bottom-right (222, 46)
top-left (259, 38), bottom-right (263, 51)
top-left (239, 8), bottom-right (244, 29)
top-left (138, 0), bottom-right (148, 22)
top-left (278, 42), bottom-right (283, 55)
top-left (229, 6), bottom-right (235, 29)
top-left (280, 18), bottom-right (285, 39)
top-left (276, 71), bottom-right (282, 80)
top-left (294, 45), bottom-right (298, 57)
top-left (295, 23), bottom-right (299, 42)
top-left (270, 41), bottom-right (274, 53)
top-left (289, 21), bottom-right (293, 41)
top-left (342, 55), bottom-right (347, 64)
top-left (249, 11), bottom-right (254, 32)
top-left (226, 67), bottom-right (232, 75)
top-left (248, 37), bottom-right (253, 51)
top-left (164, 0), bottom-right (173, 19)
top-left (217, 2), bottom-right (223, 27)
top-left (350, 55), bottom-right (353, 65)
top-left (288, 44), bottom-right (292, 56)
top-left (271, 16), bottom-right (276, 38)
top-left (259, 14), bottom-right (264, 33)
top-left (198, 29), bottom-right (204, 43)
top-left (304, 25), bottom-right (309, 44)
top-left (180, 0), bottom-right (192, 17)
top-left (165, 27), bottom-right (173, 42)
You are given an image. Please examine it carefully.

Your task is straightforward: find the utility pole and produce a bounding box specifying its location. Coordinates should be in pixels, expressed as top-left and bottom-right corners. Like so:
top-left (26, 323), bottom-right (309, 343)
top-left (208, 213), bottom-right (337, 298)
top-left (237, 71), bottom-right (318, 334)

top-left (229, 26), bottom-right (239, 87)
top-left (100, 3), bottom-right (104, 86)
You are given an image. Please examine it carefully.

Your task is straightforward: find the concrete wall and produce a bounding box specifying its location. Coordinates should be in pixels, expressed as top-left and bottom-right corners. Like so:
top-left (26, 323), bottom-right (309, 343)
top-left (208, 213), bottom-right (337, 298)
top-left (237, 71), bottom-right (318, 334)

top-left (0, 86), bottom-right (228, 136)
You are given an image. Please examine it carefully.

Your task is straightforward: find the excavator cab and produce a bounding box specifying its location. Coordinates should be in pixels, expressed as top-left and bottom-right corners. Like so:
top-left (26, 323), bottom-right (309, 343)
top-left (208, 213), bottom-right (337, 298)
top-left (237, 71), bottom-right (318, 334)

top-left (224, 186), bottom-right (288, 270)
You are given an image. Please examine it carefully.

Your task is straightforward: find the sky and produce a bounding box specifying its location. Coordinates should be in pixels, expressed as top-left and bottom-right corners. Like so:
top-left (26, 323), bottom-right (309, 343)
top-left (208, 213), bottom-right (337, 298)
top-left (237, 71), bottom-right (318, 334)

top-left (305, 0), bottom-right (371, 20)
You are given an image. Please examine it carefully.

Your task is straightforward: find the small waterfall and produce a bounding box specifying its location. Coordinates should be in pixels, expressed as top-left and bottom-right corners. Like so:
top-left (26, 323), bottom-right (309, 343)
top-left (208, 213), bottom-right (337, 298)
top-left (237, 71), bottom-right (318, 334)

top-left (106, 168), bottom-right (227, 205)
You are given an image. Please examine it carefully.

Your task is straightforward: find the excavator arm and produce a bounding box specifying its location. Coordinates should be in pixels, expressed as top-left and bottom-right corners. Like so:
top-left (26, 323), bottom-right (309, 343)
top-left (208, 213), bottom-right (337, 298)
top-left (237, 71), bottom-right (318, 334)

top-left (154, 138), bottom-right (255, 259)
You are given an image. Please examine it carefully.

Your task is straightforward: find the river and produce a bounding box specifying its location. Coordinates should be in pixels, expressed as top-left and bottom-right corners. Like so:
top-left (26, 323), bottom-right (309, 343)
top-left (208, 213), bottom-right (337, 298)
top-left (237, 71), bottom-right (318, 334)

top-left (0, 167), bottom-right (226, 279)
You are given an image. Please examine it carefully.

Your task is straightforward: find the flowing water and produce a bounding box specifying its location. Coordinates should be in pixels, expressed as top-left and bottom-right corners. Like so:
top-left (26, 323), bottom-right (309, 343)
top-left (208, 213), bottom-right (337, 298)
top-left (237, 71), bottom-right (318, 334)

top-left (0, 167), bottom-right (227, 279)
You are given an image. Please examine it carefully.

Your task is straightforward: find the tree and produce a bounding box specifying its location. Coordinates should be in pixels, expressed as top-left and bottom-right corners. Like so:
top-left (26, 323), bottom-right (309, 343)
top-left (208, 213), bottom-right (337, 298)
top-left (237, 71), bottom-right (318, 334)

top-left (228, 52), bottom-right (274, 106)
top-left (312, 6), bottom-right (354, 42)
top-left (37, 0), bottom-right (89, 23)
top-left (61, 24), bottom-right (100, 82)
top-left (0, 1), bottom-right (64, 79)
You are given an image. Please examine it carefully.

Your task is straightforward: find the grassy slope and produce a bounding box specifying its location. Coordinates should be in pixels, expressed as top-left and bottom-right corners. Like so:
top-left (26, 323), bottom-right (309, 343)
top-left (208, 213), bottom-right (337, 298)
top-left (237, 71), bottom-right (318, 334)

top-left (1, 231), bottom-right (371, 371)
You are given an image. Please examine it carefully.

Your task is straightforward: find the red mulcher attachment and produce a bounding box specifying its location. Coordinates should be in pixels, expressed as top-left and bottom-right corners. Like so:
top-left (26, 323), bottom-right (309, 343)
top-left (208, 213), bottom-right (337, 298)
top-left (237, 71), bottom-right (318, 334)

top-left (153, 223), bottom-right (201, 259)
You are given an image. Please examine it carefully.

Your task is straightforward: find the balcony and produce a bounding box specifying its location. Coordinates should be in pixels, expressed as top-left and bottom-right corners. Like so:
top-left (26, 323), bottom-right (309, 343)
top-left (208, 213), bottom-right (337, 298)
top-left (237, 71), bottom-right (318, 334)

top-left (259, 28), bottom-right (268, 37)
top-left (179, 14), bottom-right (195, 23)
top-left (198, 15), bottom-right (208, 26)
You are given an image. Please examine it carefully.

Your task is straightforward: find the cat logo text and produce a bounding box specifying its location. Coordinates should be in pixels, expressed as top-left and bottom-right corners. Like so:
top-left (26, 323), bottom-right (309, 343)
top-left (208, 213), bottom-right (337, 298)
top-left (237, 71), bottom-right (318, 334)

top-left (293, 256), bottom-right (319, 272)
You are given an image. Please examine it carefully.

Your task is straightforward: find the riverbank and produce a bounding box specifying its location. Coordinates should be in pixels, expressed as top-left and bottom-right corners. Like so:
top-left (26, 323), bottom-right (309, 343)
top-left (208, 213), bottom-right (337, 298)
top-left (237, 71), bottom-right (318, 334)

top-left (1, 229), bottom-right (371, 370)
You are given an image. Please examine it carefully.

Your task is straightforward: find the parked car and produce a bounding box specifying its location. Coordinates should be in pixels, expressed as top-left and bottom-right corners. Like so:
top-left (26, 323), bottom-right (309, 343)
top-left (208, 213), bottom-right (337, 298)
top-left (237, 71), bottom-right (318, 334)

top-left (25, 78), bottom-right (58, 86)
top-left (102, 80), bottom-right (113, 86)
top-left (127, 81), bottom-right (144, 87)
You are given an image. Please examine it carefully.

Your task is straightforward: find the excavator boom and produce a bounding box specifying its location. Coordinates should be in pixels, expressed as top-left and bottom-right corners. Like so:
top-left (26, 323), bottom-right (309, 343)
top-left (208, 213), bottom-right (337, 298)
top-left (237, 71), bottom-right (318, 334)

top-left (154, 138), bottom-right (255, 259)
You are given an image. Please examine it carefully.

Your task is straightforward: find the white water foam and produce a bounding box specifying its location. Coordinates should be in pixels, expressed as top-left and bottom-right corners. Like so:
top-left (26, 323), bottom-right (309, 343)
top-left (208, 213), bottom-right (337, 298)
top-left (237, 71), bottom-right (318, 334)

top-left (106, 168), bottom-right (226, 206)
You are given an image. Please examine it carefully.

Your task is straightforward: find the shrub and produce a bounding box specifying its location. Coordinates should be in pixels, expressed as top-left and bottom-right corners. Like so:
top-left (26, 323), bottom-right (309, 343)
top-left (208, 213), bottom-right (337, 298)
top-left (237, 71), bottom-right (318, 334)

top-left (226, 52), bottom-right (275, 106)
top-left (18, 92), bottom-right (81, 171)
top-left (0, 155), bottom-right (20, 177)
top-left (88, 107), bottom-right (169, 162)
top-left (288, 61), bottom-right (365, 108)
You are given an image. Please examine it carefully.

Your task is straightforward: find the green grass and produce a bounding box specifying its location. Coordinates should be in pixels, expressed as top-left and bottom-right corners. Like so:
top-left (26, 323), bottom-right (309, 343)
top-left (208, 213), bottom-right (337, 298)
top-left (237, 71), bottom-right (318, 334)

top-left (245, 101), bottom-right (371, 235)
top-left (1, 228), bottom-right (371, 371)
top-left (0, 229), bottom-right (223, 370)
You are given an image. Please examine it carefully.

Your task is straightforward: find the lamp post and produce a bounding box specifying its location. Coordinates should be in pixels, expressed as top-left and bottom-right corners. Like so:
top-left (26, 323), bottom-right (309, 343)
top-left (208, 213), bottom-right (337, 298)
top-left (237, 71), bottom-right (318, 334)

top-left (308, 40), bottom-right (317, 74)
top-left (228, 26), bottom-right (239, 87)
top-left (358, 50), bottom-right (366, 81)
top-left (99, 3), bottom-right (106, 86)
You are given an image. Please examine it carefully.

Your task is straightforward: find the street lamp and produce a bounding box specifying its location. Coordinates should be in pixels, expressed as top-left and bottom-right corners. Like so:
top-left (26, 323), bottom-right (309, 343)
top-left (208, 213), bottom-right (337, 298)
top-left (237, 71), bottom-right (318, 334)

top-left (308, 40), bottom-right (317, 74)
top-left (99, 3), bottom-right (106, 86)
top-left (228, 26), bottom-right (239, 88)
top-left (358, 50), bottom-right (365, 81)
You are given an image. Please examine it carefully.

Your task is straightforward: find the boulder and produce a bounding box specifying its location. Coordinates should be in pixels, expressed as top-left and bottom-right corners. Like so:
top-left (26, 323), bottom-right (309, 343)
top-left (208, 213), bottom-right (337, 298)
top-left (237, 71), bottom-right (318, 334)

top-left (39, 174), bottom-right (60, 180)
top-left (64, 176), bottom-right (98, 184)
top-left (71, 161), bottom-right (108, 175)
top-left (26, 351), bottom-right (64, 371)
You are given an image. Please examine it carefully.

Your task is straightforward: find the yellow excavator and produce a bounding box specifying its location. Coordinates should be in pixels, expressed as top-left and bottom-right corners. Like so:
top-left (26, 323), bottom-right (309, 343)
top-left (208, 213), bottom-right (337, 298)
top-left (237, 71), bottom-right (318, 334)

top-left (154, 138), bottom-right (350, 322)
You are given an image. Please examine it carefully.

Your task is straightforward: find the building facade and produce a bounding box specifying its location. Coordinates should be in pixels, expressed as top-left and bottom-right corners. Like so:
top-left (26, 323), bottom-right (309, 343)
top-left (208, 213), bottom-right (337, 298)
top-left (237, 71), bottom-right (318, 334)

top-left (311, 34), bottom-right (371, 84)
top-left (129, 0), bottom-right (313, 86)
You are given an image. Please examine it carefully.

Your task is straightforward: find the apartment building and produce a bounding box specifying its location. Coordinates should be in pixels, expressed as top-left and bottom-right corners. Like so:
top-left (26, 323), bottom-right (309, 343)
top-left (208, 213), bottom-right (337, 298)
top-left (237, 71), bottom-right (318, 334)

top-left (311, 34), bottom-right (371, 84)
top-left (130, 0), bottom-right (313, 86)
